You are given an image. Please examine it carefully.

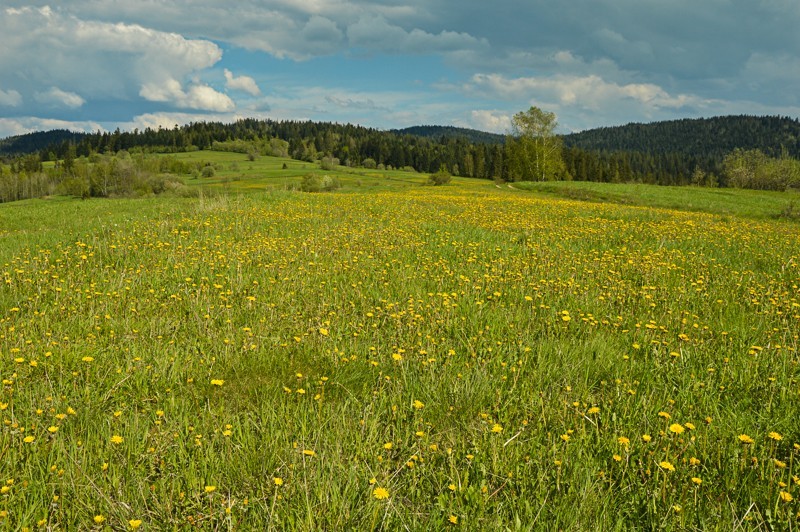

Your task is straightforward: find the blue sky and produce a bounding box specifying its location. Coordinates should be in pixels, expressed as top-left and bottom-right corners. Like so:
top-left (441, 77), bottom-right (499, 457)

top-left (1, 1), bottom-right (799, 139)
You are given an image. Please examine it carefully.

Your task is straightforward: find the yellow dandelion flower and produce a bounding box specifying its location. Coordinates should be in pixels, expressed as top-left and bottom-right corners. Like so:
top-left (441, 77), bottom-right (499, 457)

top-left (210, 379), bottom-right (224, 386)
top-left (448, 483), bottom-right (456, 491)
top-left (613, 454), bottom-right (622, 462)
top-left (769, 431), bottom-right (783, 441)
top-left (110, 435), bottom-right (123, 445)
top-left (129, 519), bottom-right (143, 529)
top-left (692, 477), bottom-right (702, 486)
top-left (658, 411), bottom-right (671, 420)
top-left (448, 515), bottom-right (458, 524)
top-left (23, 436), bottom-right (35, 443)
top-left (659, 461), bottom-right (675, 472)
top-left (587, 406), bottom-right (600, 415)
top-left (204, 485), bottom-right (216, 494)
top-left (491, 424), bottom-right (503, 433)
top-left (372, 487), bottom-right (389, 500)
top-left (318, 328), bottom-right (329, 336)
top-left (94, 515), bottom-right (106, 524)
top-left (684, 422), bottom-right (695, 430)
top-left (412, 400), bottom-right (425, 410)
top-left (642, 434), bottom-right (652, 442)
top-left (560, 434), bottom-right (570, 442)
top-left (82, 356), bottom-right (94, 363)
top-left (689, 457), bottom-right (701, 466)
top-left (738, 434), bottom-right (754, 444)
top-left (47, 426), bottom-right (58, 434)
top-left (383, 442), bottom-right (392, 450)
top-left (779, 491), bottom-right (793, 503)
top-left (302, 449), bottom-right (316, 457)
top-left (273, 477), bottom-right (283, 486)
top-left (669, 423), bottom-right (684, 435)
top-left (774, 459), bottom-right (787, 469)
top-left (617, 436), bottom-right (630, 446)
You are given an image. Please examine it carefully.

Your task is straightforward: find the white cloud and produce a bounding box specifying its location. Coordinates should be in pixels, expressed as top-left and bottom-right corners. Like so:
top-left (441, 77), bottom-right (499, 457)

top-left (467, 110), bottom-right (512, 134)
top-left (224, 69), bottom-right (261, 96)
top-left (0, 6), bottom-right (224, 108)
top-left (0, 88), bottom-right (22, 107)
top-left (34, 87), bottom-right (85, 108)
top-left (140, 80), bottom-right (234, 112)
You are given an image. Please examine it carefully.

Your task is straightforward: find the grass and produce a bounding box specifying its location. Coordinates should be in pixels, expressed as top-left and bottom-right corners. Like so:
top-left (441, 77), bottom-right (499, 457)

top-left (512, 180), bottom-right (800, 221)
top-left (1, 152), bottom-right (799, 529)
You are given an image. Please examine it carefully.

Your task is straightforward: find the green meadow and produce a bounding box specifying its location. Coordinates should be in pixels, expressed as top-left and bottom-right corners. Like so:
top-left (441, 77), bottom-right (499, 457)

top-left (1, 151), bottom-right (799, 530)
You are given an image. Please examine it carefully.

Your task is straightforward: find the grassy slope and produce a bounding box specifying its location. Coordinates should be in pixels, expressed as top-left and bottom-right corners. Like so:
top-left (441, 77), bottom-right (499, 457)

top-left (1, 153), bottom-right (799, 529)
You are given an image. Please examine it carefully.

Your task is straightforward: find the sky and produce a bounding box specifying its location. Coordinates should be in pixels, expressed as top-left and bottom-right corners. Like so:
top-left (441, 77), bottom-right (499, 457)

top-left (1, 1), bottom-right (799, 139)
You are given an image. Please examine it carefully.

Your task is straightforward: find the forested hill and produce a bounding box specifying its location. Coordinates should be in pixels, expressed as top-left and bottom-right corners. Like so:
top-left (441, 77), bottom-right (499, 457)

top-left (0, 129), bottom-right (88, 156)
top-left (563, 115), bottom-right (800, 158)
top-left (392, 126), bottom-right (505, 145)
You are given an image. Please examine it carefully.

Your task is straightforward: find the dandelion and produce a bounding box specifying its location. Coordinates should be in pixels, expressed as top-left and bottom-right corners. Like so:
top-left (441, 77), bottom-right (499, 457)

top-left (448, 515), bottom-right (459, 524)
top-left (613, 454), bottom-right (622, 462)
top-left (94, 515), bottom-right (106, 524)
top-left (110, 435), bottom-right (124, 445)
top-left (210, 379), bottom-right (225, 386)
top-left (587, 406), bottom-right (600, 415)
top-left (684, 422), bottom-right (696, 430)
top-left (560, 434), bottom-right (570, 442)
top-left (668, 423), bottom-right (685, 435)
top-left (47, 426), bottom-right (58, 434)
top-left (82, 356), bottom-right (94, 362)
top-left (658, 411), bottom-right (671, 420)
top-left (129, 519), bottom-right (143, 529)
top-left (689, 457), bottom-right (701, 466)
top-left (617, 436), bottom-right (630, 446)
top-left (412, 400), bottom-right (425, 410)
top-left (659, 461), bottom-right (675, 472)
top-left (383, 442), bottom-right (392, 450)
top-left (779, 491), bottom-right (793, 503)
top-left (491, 424), bottom-right (503, 433)
top-left (318, 328), bottom-right (329, 336)
top-left (769, 431), bottom-right (783, 441)
top-left (738, 434), bottom-right (754, 444)
top-left (774, 459), bottom-right (787, 469)
top-left (273, 477), bottom-right (283, 486)
top-left (372, 487), bottom-right (389, 500)
top-left (302, 449), bottom-right (316, 457)
top-left (204, 485), bottom-right (216, 494)
top-left (642, 434), bottom-right (652, 443)
top-left (23, 436), bottom-right (35, 443)
top-left (692, 477), bottom-right (703, 486)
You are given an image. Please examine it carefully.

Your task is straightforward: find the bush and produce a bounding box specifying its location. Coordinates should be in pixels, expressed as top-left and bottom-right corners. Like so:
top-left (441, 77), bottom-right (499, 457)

top-left (427, 167), bottom-right (452, 186)
top-left (201, 165), bottom-right (216, 178)
top-left (320, 156), bottom-right (340, 171)
top-left (299, 174), bottom-right (341, 193)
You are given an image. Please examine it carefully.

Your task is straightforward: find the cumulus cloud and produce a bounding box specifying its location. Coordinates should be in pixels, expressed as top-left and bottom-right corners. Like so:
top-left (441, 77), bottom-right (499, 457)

top-left (140, 80), bottom-right (234, 112)
top-left (0, 6), bottom-right (224, 111)
top-left (224, 69), bottom-right (261, 96)
top-left (0, 88), bottom-right (22, 107)
top-left (347, 14), bottom-right (486, 54)
top-left (467, 110), bottom-right (512, 134)
top-left (34, 87), bottom-right (85, 108)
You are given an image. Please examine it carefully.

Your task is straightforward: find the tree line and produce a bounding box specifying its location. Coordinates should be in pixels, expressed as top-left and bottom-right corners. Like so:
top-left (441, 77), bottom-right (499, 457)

top-left (1, 113), bottom-right (799, 204)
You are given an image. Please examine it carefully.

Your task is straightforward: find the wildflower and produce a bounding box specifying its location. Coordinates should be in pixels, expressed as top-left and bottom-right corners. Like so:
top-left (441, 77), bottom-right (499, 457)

top-left (642, 434), bottom-right (652, 443)
top-left (587, 406), bottom-right (600, 415)
top-left (658, 411), bottom-right (671, 420)
top-left (617, 436), bottom-right (630, 446)
top-left (689, 457), bottom-right (701, 466)
top-left (659, 461), bottom-right (675, 472)
top-left (110, 435), bottom-right (124, 445)
top-left (738, 434), bottom-right (754, 444)
top-left (412, 400), bottom-right (425, 410)
top-left (684, 422), bottom-right (696, 430)
top-left (318, 328), bottom-right (329, 336)
top-left (769, 431), bottom-right (783, 441)
top-left (302, 449), bottom-right (316, 457)
top-left (668, 424), bottom-right (685, 435)
top-left (613, 454), bottom-right (622, 462)
top-left (82, 356), bottom-right (94, 362)
top-left (692, 477), bottom-right (703, 486)
top-left (23, 436), bottom-right (35, 443)
top-left (774, 459), bottom-right (787, 469)
top-left (210, 379), bottom-right (224, 386)
top-left (129, 520), bottom-right (143, 529)
top-left (560, 434), bottom-right (570, 442)
top-left (372, 487), bottom-right (389, 500)
top-left (448, 515), bottom-right (458, 524)
top-left (491, 424), bottom-right (503, 433)
top-left (779, 491), bottom-right (793, 503)
top-left (47, 426), bottom-right (58, 434)
top-left (383, 442), bottom-right (392, 450)
top-left (94, 515), bottom-right (106, 524)
top-left (273, 477), bottom-right (283, 486)
top-left (448, 483), bottom-right (456, 491)
top-left (204, 485), bottom-right (216, 494)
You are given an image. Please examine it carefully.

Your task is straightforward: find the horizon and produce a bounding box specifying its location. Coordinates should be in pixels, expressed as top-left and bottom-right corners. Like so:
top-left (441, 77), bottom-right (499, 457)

top-left (2, 2), bottom-right (800, 139)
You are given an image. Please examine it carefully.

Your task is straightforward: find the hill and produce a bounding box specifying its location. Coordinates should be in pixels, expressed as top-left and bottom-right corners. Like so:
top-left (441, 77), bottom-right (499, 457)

top-left (0, 129), bottom-right (89, 156)
top-left (392, 125), bottom-right (506, 145)
top-left (562, 115), bottom-right (800, 159)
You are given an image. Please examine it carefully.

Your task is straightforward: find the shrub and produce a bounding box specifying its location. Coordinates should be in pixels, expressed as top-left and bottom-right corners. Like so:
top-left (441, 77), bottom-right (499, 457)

top-left (427, 167), bottom-right (452, 186)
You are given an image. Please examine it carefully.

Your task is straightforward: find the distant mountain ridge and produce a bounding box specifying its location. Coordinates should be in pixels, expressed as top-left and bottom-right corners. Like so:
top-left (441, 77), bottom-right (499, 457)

top-left (0, 129), bottom-right (88, 156)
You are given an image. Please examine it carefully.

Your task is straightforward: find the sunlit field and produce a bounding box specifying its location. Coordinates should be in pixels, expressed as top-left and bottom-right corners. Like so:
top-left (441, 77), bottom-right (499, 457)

top-left (1, 155), bottom-right (799, 529)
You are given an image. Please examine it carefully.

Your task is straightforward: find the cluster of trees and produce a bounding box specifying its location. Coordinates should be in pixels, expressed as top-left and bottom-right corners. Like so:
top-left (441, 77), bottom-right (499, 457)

top-left (0, 151), bottom-right (203, 203)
